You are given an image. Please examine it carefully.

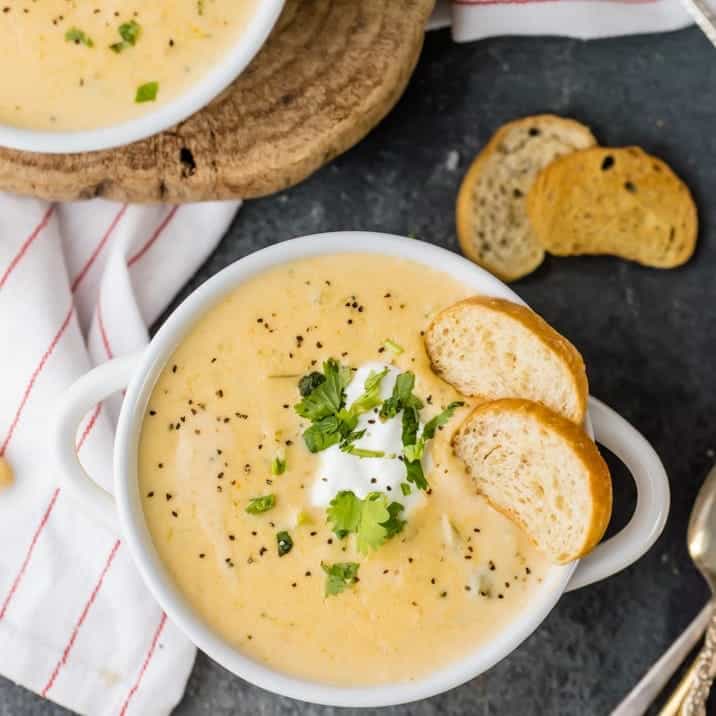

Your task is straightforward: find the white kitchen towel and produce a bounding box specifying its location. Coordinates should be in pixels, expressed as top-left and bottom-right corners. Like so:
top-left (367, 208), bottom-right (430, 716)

top-left (429, 0), bottom-right (693, 40)
top-left (0, 196), bottom-right (239, 716)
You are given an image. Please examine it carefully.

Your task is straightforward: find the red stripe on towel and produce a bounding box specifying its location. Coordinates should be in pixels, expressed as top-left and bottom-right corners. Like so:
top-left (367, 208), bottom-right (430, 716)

top-left (70, 205), bottom-right (128, 293)
top-left (96, 300), bottom-right (114, 360)
top-left (127, 207), bottom-right (180, 267)
top-left (41, 540), bottom-right (122, 697)
top-left (0, 405), bottom-right (102, 620)
top-left (76, 402), bottom-right (102, 451)
top-left (118, 612), bottom-right (168, 716)
top-left (0, 488), bottom-right (61, 620)
top-left (0, 304), bottom-right (74, 456)
top-left (0, 207), bottom-right (54, 291)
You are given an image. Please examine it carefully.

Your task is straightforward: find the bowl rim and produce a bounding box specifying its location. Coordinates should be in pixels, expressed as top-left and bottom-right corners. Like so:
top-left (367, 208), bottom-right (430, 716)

top-left (114, 232), bottom-right (579, 707)
top-left (0, 0), bottom-right (285, 154)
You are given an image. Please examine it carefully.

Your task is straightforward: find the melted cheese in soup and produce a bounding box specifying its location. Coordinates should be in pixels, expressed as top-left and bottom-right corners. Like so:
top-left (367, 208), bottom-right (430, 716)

top-left (138, 254), bottom-right (551, 685)
top-left (1, 0), bottom-right (258, 130)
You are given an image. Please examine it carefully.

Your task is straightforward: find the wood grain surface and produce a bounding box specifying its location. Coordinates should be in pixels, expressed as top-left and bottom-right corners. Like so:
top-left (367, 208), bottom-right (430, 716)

top-left (0, 0), bottom-right (434, 203)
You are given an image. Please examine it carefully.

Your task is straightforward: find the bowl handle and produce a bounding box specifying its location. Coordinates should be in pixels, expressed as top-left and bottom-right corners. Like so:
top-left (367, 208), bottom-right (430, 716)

top-left (566, 396), bottom-right (670, 591)
top-left (52, 353), bottom-right (142, 531)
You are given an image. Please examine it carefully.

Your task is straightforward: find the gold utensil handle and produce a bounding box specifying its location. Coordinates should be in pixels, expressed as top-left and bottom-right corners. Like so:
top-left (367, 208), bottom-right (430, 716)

top-left (658, 659), bottom-right (700, 716)
top-left (680, 609), bottom-right (716, 715)
top-left (611, 603), bottom-right (712, 716)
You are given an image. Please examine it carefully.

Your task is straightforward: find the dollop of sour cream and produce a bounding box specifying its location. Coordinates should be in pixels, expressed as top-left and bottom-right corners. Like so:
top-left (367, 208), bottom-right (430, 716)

top-left (310, 362), bottom-right (427, 513)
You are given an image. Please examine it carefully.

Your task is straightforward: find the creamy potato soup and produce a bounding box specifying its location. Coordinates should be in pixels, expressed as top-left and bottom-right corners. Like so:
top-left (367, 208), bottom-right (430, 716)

top-left (138, 255), bottom-right (550, 685)
top-left (2, 1), bottom-right (258, 130)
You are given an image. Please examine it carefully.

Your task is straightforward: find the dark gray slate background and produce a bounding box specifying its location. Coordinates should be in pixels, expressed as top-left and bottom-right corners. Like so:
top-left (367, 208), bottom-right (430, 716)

top-left (2, 24), bottom-right (715, 716)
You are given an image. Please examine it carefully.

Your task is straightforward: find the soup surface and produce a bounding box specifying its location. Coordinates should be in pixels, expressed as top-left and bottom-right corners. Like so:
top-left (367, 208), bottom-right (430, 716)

top-left (138, 255), bottom-right (551, 685)
top-left (2, 0), bottom-right (257, 131)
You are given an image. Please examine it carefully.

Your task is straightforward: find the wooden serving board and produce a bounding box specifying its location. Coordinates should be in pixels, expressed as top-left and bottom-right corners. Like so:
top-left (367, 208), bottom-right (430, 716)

top-left (0, 0), bottom-right (435, 204)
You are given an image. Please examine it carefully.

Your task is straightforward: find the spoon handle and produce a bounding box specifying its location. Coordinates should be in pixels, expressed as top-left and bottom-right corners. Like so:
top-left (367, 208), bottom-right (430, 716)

top-left (680, 609), bottom-right (716, 715)
top-left (659, 659), bottom-right (700, 715)
top-left (612, 602), bottom-right (712, 716)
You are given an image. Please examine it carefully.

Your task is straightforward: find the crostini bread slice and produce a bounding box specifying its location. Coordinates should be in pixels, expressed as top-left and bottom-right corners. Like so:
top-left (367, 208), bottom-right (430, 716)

top-left (452, 399), bottom-right (612, 563)
top-left (424, 296), bottom-right (588, 423)
top-left (456, 115), bottom-right (597, 282)
top-left (527, 146), bottom-right (697, 268)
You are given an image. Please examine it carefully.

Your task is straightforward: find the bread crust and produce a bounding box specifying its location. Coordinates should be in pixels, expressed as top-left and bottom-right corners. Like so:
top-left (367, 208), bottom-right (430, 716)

top-left (453, 398), bottom-right (613, 564)
top-left (425, 296), bottom-right (589, 424)
top-left (456, 114), bottom-right (597, 282)
top-left (527, 146), bottom-right (698, 268)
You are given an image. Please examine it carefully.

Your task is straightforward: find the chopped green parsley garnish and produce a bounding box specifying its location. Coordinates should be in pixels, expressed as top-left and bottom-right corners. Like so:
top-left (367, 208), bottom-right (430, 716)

top-left (341, 445), bottom-right (385, 459)
top-left (326, 491), bottom-right (362, 538)
top-left (375, 370), bottom-right (429, 489)
top-left (295, 358), bottom-right (352, 422)
top-left (321, 561), bottom-right (360, 597)
top-left (423, 401), bottom-right (465, 440)
top-left (401, 395), bottom-right (420, 446)
top-left (403, 442), bottom-right (423, 463)
top-left (384, 374), bottom-right (464, 491)
top-left (65, 28), bottom-right (94, 48)
top-left (276, 530), bottom-right (293, 557)
top-left (327, 491), bottom-right (405, 554)
top-left (296, 360), bottom-right (388, 455)
top-left (302, 414), bottom-right (354, 453)
top-left (383, 338), bottom-right (404, 355)
top-left (403, 400), bottom-right (466, 465)
top-left (348, 367), bottom-right (388, 416)
top-left (271, 452), bottom-right (286, 475)
top-left (246, 494), bottom-right (276, 514)
top-left (295, 361), bottom-right (463, 499)
top-left (120, 20), bottom-right (141, 44)
top-left (110, 20), bottom-right (141, 53)
top-left (400, 482), bottom-right (412, 496)
top-left (135, 81), bottom-right (159, 103)
top-left (298, 371), bottom-right (326, 397)
top-left (379, 371), bottom-right (422, 421)
top-left (403, 458), bottom-right (428, 491)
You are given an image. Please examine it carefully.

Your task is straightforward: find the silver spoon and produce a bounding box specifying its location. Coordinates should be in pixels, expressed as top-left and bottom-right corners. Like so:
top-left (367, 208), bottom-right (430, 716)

top-left (612, 463), bottom-right (716, 716)
top-left (672, 463), bottom-right (716, 714)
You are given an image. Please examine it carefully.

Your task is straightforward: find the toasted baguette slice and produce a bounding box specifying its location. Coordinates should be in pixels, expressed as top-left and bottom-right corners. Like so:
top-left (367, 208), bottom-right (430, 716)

top-left (527, 146), bottom-right (698, 268)
top-left (424, 297), bottom-right (588, 423)
top-left (456, 115), bottom-right (597, 282)
top-left (453, 399), bottom-right (612, 563)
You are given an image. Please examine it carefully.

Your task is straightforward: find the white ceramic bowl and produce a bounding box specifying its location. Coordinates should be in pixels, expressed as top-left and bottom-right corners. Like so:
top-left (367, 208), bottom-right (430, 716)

top-left (0, 1), bottom-right (284, 154)
top-left (53, 232), bottom-right (670, 707)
